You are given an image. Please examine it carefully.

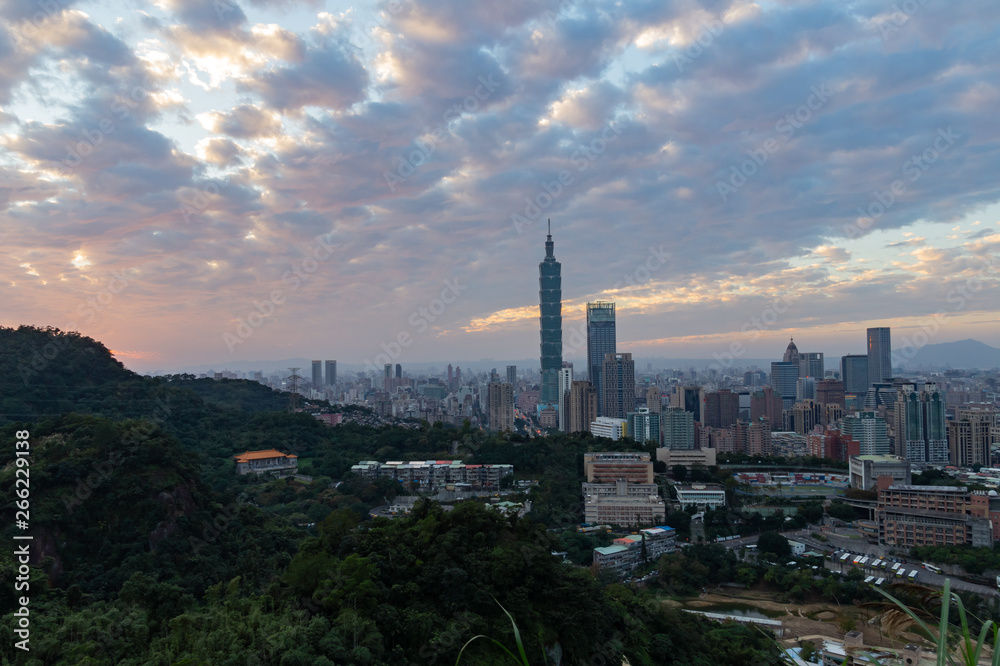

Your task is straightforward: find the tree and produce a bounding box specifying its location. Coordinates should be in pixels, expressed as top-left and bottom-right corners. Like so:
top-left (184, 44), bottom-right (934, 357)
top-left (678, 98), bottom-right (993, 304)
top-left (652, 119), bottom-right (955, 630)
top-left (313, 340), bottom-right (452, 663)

top-left (672, 464), bottom-right (688, 482)
top-left (757, 531), bottom-right (791, 559)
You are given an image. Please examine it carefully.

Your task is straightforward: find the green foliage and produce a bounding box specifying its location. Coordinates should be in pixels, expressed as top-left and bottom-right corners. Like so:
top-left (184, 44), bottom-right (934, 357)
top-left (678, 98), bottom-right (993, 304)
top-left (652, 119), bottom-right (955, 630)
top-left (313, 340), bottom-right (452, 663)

top-left (910, 545), bottom-right (1000, 576)
top-left (827, 501), bottom-right (857, 522)
top-left (757, 531), bottom-right (791, 559)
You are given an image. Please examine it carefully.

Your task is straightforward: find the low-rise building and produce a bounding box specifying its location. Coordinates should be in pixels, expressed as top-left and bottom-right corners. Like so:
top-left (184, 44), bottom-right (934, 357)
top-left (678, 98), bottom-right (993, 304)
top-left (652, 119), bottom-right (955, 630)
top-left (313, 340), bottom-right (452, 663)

top-left (583, 479), bottom-right (666, 526)
top-left (350, 459), bottom-right (513, 491)
top-left (234, 449), bottom-right (299, 476)
top-left (656, 447), bottom-right (717, 469)
top-left (674, 483), bottom-right (726, 510)
top-left (876, 480), bottom-right (997, 548)
top-left (584, 451), bottom-right (654, 483)
top-left (592, 526), bottom-right (676, 573)
top-left (849, 454), bottom-right (911, 491)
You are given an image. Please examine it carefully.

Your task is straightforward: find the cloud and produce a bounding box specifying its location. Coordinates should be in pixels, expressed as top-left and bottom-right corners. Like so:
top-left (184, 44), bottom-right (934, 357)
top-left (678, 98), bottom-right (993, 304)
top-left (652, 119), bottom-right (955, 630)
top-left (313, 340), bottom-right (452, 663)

top-left (3, 0), bottom-right (1000, 368)
top-left (198, 104), bottom-right (282, 138)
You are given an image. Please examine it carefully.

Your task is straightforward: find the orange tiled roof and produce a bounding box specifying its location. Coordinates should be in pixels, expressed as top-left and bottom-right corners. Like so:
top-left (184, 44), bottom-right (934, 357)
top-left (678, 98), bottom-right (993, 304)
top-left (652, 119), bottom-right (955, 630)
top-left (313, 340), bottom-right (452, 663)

top-left (234, 449), bottom-right (297, 463)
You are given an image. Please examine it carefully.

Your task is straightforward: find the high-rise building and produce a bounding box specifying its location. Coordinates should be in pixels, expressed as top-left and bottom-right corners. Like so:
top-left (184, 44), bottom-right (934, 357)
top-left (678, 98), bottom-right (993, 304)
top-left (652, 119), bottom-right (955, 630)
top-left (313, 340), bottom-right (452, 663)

top-left (798, 352), bottom-right (824, 379)
top-left (311, 360), bottom-right (322, 387)
top-left (751, 386), bottom-right (784, 427)
top-left (455, 366), bottom-right (461, 387)
top-left (602, 352), bottom-right (635, 419)
top-left (841, 354), bottom-right (868, 396)
top-left (704, 390), bottom-right (739, 428)
top-left (746, 420), bottom-right (772, 457)
top-left (770, 361), bottom-right (799, 410)
top-left (796, 377), bottom-right (816, 401)
top-left (557, 364), bottom-right (573, 432)
top-left (816, 379), bottom-right (845, 407)
top-left (487, 382), bottom-right (515, 432)
top-left (506, 365), bottom-right (517, 386)
top-left (538, 223), bottom-right (562, 408)
top-left (896, 385), bottom-right (948, 464)
top-left (948, 406), bottom-right (996, 467)
top-left (395, 363), bottom-right (402, 379)
top-left (867, 327), bottom-right (892, 388)
top-left (792, 400), bottom-right (822, 435)
top-left (586, 301), bottom-right (616, 415)
top-left (783, 338), bottom-right (801, 364)
top-left (325, 360), bottom-right (337, 386)
top-left (680, 386), bottom-right (704, 424)
top-left (842, 411), bottom-right (890, 456)
top-left (662, 407), bottom-right (695, 450)
top-left (627, 408), bottom-right (660, 445)
top-left (447, 364), bottom-right (453, 388)
top-left (567, 380), bottom-right (598, 434)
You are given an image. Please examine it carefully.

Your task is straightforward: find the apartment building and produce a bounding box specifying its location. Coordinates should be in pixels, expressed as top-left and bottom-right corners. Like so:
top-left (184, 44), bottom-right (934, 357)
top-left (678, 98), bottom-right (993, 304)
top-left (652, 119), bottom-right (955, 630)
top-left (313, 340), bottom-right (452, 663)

top-left (351, 459), bottom-right (513, 491)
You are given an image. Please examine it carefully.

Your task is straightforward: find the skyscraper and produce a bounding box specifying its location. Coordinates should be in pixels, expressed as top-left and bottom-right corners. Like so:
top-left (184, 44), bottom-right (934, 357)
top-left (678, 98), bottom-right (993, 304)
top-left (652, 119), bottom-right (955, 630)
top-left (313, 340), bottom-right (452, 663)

top-left (557, 363), bottom-right (573, 431)
top-left (841, 354), bottom-right (868, 396)
top-left (311, 360), bottom-right (322, 387)
top-left (395, 363), bottom-right (402, 379)
top-left (487, 382), bottom-right (514, 432)
top-left (627, 408), bottom-right (660, 445)
top-left (770, 361), bottom-right (799, 410)
top-left (798, 352), bottom-right (824, 379)
top-left (782, 338), bottom-right (801, 364)
top-left (538, 221), bottom-right (562, 408)
top-left (662, 407), bottom-right (695, 450)
top-left (896, 384), bottom-right (948, 464)
top-left (867, 327), bottom-right (891, 387)
top-left (506, 365), bottom-right (517, 386)
top-left (325, 360), bottom-right (337, 386)
top-left (602, 352), bottom-right (635, 419)
top-left (567, 380), bottom-right (598, 434)
top-left (586, 301), bottom-right (616, 415)
top-left (679, 386), bottom-right (704, 423)
top-left (842, 411), bottom-right (890, 456)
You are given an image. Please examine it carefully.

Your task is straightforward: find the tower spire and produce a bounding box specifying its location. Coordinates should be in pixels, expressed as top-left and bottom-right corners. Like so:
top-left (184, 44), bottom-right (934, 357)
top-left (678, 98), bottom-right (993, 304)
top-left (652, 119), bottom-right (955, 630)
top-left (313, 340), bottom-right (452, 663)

top-left (548, 218), bottom-right (551, 237)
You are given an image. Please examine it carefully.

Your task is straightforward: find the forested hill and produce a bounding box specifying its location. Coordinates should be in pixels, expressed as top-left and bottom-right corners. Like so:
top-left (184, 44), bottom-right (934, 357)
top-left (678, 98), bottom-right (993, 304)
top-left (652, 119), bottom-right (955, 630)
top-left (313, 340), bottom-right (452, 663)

top-left (0, 325), bottom-right (294, 422)
top-left (0, 326), bottom-right (784, 665)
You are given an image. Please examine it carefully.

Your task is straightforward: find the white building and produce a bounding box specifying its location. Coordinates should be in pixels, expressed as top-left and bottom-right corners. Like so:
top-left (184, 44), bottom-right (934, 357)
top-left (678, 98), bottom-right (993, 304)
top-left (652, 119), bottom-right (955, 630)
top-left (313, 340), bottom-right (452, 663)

top-left (674, 483), bottom-right (726, 510)
top-left (591, 417), bottom-right (628, 440)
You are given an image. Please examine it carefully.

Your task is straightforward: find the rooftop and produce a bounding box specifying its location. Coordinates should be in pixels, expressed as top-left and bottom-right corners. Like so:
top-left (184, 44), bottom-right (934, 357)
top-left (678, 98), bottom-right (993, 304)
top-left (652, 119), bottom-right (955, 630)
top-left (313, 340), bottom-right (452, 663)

top-left (233, 449), bottom-right (297, 462)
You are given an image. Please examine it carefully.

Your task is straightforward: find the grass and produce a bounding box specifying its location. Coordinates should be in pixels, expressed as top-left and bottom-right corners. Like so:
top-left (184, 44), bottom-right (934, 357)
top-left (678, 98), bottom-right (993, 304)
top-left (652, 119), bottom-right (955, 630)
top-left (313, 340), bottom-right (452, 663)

top-left (456, 598), bottom-right (537, 666)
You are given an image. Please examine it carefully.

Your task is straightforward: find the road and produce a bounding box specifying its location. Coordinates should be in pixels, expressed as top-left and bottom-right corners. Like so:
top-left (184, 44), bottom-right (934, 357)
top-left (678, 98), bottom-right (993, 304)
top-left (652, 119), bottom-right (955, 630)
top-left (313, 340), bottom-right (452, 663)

top-left (784, 528), bottom-right (1000, 599)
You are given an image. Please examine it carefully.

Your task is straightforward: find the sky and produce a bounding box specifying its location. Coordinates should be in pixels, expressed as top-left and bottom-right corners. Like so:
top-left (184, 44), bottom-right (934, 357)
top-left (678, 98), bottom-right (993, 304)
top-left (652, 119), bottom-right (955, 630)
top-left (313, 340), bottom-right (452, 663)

top-left (2, 0), bottom-right (1000, 374)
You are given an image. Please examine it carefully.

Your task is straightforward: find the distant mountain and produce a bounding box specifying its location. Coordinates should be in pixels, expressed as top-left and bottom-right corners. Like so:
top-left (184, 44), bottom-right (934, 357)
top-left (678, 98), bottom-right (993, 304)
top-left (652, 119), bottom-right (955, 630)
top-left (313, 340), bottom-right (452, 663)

top-left (896, 338), bottom-right (1000, 370)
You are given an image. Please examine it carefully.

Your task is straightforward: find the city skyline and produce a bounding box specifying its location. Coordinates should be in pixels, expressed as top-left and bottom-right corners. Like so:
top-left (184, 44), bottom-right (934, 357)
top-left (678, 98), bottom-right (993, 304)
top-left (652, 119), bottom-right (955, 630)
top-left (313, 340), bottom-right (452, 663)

top-left (2, 0), bottom-right (1000, 374)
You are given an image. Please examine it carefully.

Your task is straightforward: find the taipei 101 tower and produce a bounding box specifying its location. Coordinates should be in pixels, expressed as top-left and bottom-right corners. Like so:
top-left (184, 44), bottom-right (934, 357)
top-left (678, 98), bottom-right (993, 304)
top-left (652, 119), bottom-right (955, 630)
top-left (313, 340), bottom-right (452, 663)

top-left (538, 220), bottom-right (562, 409)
